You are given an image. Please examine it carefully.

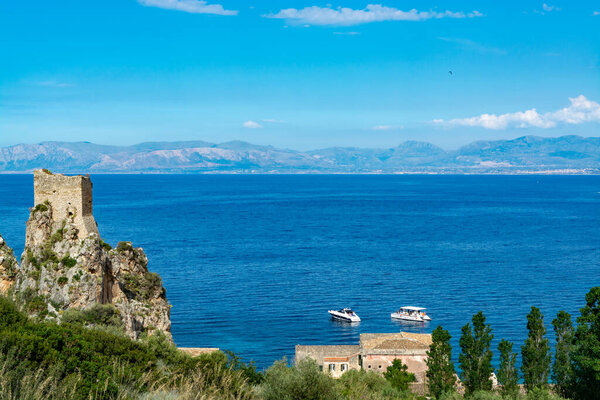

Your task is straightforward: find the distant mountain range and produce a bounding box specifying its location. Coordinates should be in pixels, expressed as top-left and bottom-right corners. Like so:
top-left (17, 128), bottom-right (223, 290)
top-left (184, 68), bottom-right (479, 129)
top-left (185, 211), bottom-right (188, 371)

top-left (1, 135), bottom-right (600, 174)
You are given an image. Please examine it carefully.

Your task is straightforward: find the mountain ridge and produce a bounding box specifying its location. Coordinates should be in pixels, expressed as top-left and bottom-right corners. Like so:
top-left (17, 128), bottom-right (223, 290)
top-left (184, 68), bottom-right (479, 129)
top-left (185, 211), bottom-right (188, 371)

top-left (1, 135), bottom-right (600, 174)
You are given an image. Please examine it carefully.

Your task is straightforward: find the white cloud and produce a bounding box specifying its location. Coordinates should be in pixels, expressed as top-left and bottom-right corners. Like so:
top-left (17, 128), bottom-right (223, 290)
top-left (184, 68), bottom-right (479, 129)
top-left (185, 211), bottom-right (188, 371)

top-left (436, 95), bottom-right (600, 130)
top-left (264, 5), bottom-right (483, 26)
top-left (593, 11), bottom-right (600, 16)
top-left (542, 3), bottom-right (559, 12)
top-left (534, 3), bottom-right (560, 14)
top-left (243, 120), bottom-right (263, 129)
top-left (261, 118), bottom-right (285, 123)
top-left (137, 0), bottom-right (238, 16)
top-left (371, 125), bottom-right (403, 131)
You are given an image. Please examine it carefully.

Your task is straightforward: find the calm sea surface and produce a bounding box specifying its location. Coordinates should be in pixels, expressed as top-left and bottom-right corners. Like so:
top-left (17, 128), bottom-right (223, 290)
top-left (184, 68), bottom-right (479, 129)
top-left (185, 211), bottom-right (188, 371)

top-left (1, 175), bottom-right (599, 368)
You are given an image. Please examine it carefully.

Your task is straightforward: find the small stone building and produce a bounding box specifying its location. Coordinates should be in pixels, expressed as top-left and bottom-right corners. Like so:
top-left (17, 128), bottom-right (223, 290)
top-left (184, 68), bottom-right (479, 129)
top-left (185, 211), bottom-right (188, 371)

top-left (296, 332), bottom-right (431, 391)
top-left (295, 345), bottom-right (361, 378)
top-left (33, 169), bottom-right (99, 239)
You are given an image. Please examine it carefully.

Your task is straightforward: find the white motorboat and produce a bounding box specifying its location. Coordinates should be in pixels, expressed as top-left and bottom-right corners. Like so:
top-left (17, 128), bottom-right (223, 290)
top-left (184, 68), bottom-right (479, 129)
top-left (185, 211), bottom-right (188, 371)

top-left (391, 306), bottom-right (431, 322)
top-left (328, 308), bottom-right (361, 323)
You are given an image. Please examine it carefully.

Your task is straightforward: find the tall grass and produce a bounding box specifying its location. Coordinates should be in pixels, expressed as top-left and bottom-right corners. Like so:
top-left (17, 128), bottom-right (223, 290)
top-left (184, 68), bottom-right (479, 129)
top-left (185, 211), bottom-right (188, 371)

top-left (0, 355), bottom-right (256, 400)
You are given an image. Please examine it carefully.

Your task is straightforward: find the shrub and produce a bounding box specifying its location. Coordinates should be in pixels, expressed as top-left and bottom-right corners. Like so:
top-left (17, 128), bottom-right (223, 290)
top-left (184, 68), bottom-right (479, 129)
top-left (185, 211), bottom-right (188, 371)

top-left (61, 255), bottom-right (77, 268)
top-left (121, 272), bottom-right (164, 300)
top-left (116, 241), bottom-right (134, 253)
top-left (383, 359), bottom-right (416, 392)
top-left (33, 203), bottom-right (49, 213)
top-left (338, 369), bottom-right (408, 399)
top-left (0, 297), bottom-right (26, 328)
top-left (0, 297), bottom-right (256, 399)
top-left (260, 358), bottom-right (338, 400)
top-left (62, 303), bottom-right (123, 328)
top-left (57, 276), bottom-right (68, 286)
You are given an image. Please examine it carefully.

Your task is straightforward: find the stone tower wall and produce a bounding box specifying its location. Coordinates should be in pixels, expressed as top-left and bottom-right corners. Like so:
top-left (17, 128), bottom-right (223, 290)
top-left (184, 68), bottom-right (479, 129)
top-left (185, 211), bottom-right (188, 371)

top-left (33, 170), bottom-right (99, 239)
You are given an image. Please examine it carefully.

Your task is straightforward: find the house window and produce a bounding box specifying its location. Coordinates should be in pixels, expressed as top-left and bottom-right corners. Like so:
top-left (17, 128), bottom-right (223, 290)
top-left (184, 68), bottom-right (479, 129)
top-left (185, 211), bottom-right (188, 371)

top-left (378, 365), bottom-right (382, 369)
top-left (319, 365), bottom-right (323, 372)
top-left (329, 364), bottom-right (335, 371)
top-left (368, 365), bottom-right (372, 369)
top-left (341, 364), bottom-right (348, 372)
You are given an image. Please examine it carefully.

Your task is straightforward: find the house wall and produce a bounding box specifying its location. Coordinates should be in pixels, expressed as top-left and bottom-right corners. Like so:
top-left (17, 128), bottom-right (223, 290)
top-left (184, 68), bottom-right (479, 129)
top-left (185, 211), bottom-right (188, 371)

top-left (362, 353), bottom-right (429, 383)
top-left (295, 345), bottom-right (361, 378)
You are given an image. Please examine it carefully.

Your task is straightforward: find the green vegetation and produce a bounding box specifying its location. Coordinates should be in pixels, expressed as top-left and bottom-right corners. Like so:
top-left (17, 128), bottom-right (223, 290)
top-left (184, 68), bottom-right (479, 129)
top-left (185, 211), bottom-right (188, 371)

top-left (552, 311), bottom-right (575, 397)
top-left (459, 311), bottom-right (494, 395)
top-left (61, 254), bottom-right (77, 268)
top-left (260, 358), bottom-right (338, 400)
top-left (0, 296), bottom-right (255, 400)
top-left (121, 271), bottom-right (165, 300)
top-left (3, 287), bottom-right (600, 399)
top-left (384, 359), bottom-right (416, 392)
top-left (496, 339), bottom-right (519, 399)
top-left (571, 287), bottom-right (600, 400)
top-left (100, 239), bottom-right (113, 251)
top-left (426, 326), bottom-right (456, 399)
top-left (117, 241), bottom-right (134, 253)
top-left (521, 307), bottom-right (552, 392)
top-left (33, 200), bottom-right (51, 213)
top-left (260, 359), bottom-right (421, 400)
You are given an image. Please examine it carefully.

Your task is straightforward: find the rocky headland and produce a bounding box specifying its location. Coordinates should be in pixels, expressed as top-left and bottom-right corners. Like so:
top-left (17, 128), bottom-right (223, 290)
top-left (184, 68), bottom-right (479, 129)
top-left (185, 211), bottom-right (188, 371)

top-left (0, 169), bottom-right (171, 340)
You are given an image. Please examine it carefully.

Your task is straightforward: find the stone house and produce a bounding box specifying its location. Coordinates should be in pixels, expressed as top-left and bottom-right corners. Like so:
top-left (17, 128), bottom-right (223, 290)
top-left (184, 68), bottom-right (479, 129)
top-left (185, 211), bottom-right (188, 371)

top-left (295, 345), bottom-right (361, 378)
top-left (296, 332), bottom-right (431, 391)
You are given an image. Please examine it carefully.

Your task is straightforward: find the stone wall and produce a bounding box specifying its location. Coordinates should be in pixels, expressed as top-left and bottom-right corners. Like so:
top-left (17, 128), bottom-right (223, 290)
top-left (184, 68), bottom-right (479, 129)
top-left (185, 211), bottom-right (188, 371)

top-left (295, 345), bottom-right (361, 378)
top-left (33, 169), bottom-right (98, 239)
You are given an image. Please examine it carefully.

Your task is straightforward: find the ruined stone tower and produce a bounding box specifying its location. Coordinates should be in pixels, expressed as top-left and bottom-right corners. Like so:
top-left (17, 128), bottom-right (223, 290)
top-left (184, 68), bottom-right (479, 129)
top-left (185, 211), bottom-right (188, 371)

top-left (33, 169), bottom-right (99, 239)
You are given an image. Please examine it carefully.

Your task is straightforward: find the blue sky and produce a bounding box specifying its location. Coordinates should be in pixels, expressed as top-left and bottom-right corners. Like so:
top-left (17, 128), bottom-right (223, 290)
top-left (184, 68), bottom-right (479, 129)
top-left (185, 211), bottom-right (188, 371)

top-left (1, 0), bottom-right (599, 150)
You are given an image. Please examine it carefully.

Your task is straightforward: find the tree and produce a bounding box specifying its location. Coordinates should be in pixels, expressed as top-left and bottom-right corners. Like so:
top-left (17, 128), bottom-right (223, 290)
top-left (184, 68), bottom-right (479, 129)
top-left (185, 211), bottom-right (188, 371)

top-left (426, 325), bottom-right (456, 398)
top-left (551, 310), bottom-right (574, 398)
top-left (572, 287), bottom-right (600, 400)
top-left (383, 358), bottom-right (416, 392)
top-left (497, 339), bottom-right (519, 399)
top-left (521, 306), bottom-right (551, 392)
top-left (458, 311), bottom-right (494, 395)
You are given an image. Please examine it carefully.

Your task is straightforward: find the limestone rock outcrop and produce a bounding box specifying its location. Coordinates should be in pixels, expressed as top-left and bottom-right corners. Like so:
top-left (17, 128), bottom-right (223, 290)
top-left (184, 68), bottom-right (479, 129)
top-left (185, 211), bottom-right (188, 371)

top-left (0, 234), bottom-right (18, 294)
top-left (8, 170), bottom-right (172, 341)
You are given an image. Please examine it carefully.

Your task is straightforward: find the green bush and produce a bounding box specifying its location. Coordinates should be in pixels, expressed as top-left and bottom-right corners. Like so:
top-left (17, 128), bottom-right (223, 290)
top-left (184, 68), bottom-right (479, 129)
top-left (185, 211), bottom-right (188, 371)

top-left (338, 369), bottom-right (413, 399)
top-left (121, 272), bottom-right (165, 300)
top-left (61, 254), bottom-right (77, 268)
top-left (0, 296), bottom-right (255, 400)
top-left (260, 358), bottom-right (338, 400)
top-left (62, 303), bottom-right (123, 328)
top-left (383, 359), bottom-right (416, 392)
top-left (33, 203), bottom-right (49, 213)
top-left (57, 276), bottom-right (68, 286)
top-left (116, 241), bottom-right (134, 253)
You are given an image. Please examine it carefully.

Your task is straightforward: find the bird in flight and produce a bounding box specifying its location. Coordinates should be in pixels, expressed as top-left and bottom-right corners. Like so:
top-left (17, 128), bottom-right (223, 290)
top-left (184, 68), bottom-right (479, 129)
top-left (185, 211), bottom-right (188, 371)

top-left (448, 70), bottom-right (453, 76)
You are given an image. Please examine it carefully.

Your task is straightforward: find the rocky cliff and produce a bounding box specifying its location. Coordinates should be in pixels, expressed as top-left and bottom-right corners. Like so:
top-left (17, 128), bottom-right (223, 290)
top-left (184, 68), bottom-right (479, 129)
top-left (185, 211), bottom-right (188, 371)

top-left (0, 234), bottom-right (18, 294)
top-left (3, 172), bottom-right (171, 341)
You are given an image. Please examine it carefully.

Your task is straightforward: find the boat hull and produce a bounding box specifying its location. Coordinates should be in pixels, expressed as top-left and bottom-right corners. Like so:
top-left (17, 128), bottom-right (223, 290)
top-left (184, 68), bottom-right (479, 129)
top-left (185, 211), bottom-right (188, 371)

top-left (329, 311), bottom-right (361, 322)
top-left (391, 313), bottom-right (431, 322)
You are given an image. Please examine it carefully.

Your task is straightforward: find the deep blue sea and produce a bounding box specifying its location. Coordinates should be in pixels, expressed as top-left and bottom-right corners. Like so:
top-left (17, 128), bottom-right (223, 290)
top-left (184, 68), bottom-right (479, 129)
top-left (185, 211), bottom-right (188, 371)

top-left (1, 175), bottom-right (599, 369)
